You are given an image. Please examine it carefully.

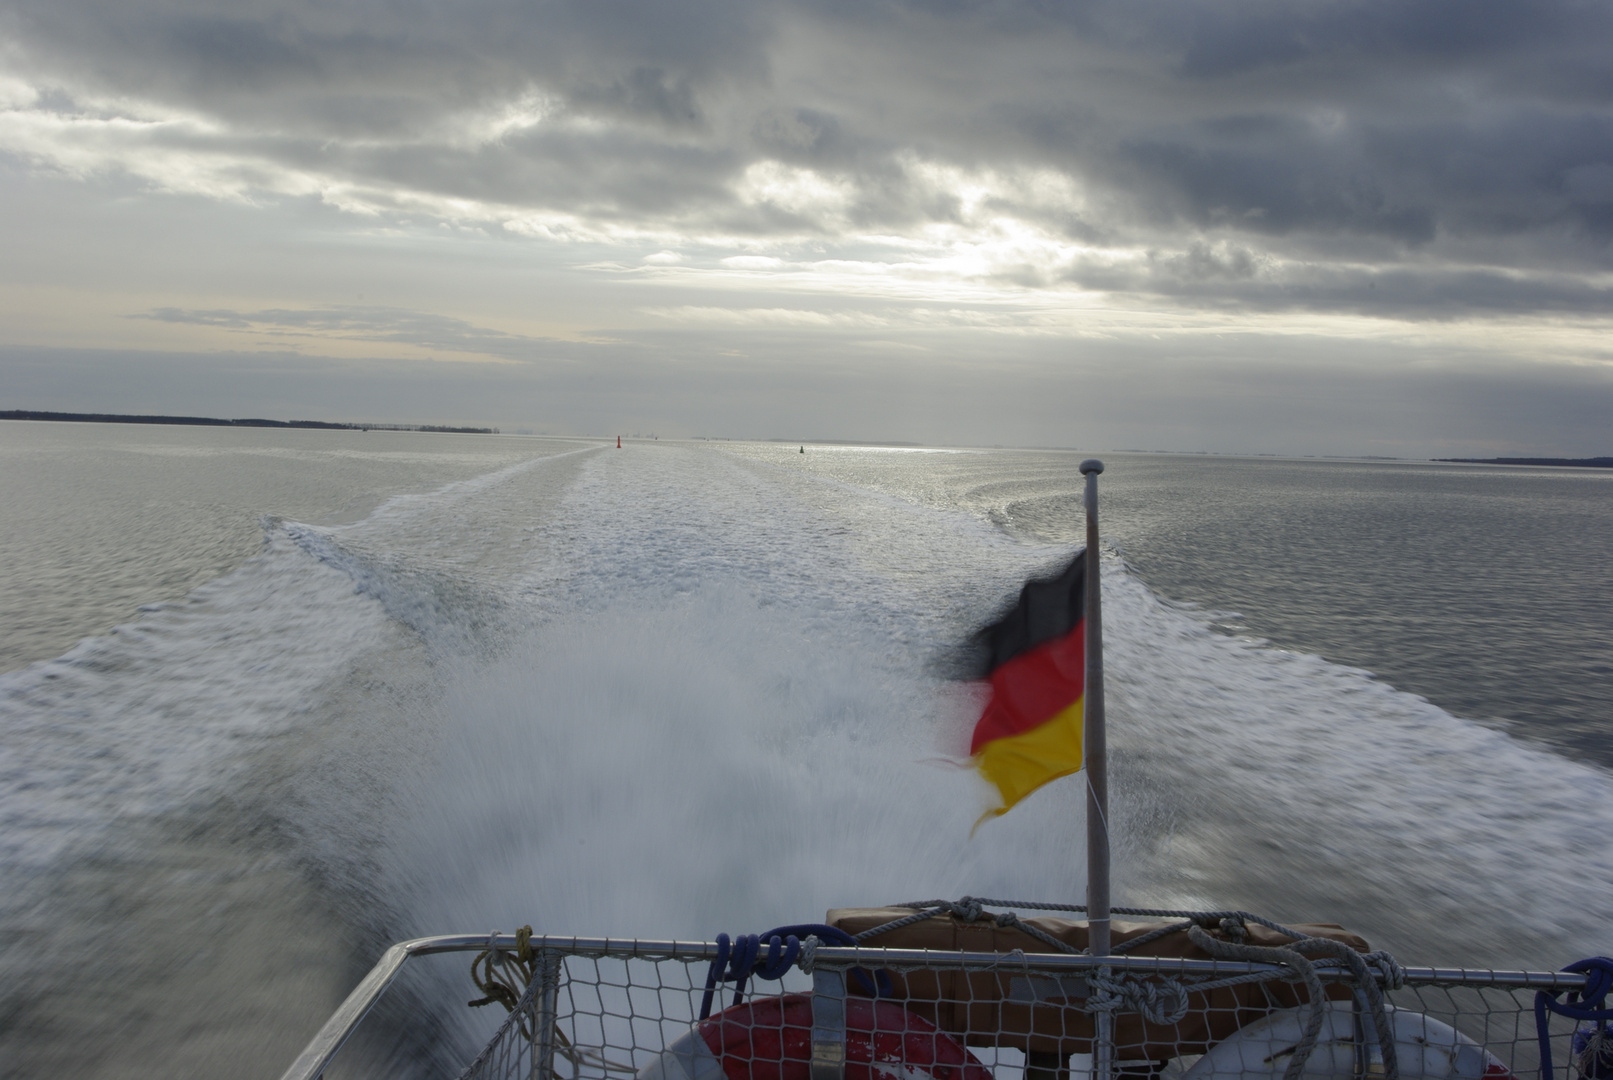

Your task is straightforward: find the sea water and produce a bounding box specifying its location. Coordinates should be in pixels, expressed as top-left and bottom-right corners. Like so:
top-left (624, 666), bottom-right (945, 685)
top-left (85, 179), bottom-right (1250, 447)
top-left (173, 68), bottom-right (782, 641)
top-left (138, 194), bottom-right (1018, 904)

top-left (1, 424), bottom-right (1610, 1079)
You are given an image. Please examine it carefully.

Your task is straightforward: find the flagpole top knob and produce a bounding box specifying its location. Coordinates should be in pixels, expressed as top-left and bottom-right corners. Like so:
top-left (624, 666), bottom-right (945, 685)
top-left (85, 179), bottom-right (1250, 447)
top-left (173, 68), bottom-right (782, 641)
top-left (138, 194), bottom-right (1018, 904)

top-left (1080, 459), bottom-right (1105, 475)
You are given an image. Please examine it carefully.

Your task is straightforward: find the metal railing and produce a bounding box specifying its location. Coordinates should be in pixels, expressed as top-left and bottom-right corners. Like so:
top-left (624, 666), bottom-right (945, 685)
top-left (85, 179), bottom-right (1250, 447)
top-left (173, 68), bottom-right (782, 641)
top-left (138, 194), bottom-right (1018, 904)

top-left (277, 935), bottom-right (1590, 1080)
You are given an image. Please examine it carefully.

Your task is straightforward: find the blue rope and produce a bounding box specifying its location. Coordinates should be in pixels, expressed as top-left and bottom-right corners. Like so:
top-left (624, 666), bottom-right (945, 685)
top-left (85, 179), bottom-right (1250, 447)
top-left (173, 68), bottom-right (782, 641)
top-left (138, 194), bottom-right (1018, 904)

top-left (698, 924), bottom-right (890, 1020)
top-left (1537, 958), bottom-right (1613, 1080)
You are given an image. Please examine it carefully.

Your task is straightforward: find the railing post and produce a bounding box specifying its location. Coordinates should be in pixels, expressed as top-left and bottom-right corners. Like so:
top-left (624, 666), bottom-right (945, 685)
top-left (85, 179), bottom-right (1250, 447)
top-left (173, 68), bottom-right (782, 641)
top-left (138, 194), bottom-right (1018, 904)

top-left (1092, 981), bottom-right (1114, 1080)
top-left (531, 950), bottom-right (563, 1080)
top-left (1351, 987), bottom-right (1385, 1080)
top-left (811, 968), bottom-right (847, 1080)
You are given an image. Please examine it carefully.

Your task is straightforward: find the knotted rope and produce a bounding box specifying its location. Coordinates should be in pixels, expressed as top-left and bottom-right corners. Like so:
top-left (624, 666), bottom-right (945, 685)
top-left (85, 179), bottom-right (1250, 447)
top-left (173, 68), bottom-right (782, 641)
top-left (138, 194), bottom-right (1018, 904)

top-left (1087, 966), bottom-right (1192, 1026)
top-left (454, 964), bottom-right (548, 1080)
top-left (464, 927), bottom-right (634, 1078)
top-left (469, 925), bottom-right (538, 1012)
top-left (699, 924), bottom-right (890, 1020)
top-left (1537, 957), bottom-right (1613, 1080)
top-left (467, 926), bottom-right (568, 1051)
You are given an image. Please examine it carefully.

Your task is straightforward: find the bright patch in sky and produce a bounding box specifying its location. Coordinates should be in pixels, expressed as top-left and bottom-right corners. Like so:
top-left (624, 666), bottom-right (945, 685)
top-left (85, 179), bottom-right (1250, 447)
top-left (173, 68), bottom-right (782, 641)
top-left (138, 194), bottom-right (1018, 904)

top-left (0, 0), bottom-right (1610, 451)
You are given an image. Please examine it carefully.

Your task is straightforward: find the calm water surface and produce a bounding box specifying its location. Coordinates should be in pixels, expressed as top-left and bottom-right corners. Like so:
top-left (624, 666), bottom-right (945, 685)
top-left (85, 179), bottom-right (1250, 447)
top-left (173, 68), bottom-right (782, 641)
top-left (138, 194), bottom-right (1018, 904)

top-left (1106, 458), bottom-right (1613, 761)
top-left (0, 422), bottom-right (584, 671)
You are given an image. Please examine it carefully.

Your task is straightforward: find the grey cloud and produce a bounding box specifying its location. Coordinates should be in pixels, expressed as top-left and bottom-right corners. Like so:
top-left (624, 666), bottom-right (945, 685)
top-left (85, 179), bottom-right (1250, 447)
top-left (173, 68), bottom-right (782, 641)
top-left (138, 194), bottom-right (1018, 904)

top-left (1157, 242), bottom-right (1262, 281)
top-left (135, 306), bottom-right (560, 361)
top-left (1169, 0), bottom-right (1564, 79)
top-left (4, 0), bottom-right (1612, 316)
top-left (1566, 163), bottom-right (1613, 203)
top-left (8, 0), bottom-right (773, 128)
top-left (142, 308), bottom-right (253, 329)
top-left (568, 68), bottom-right (706, 130)
top-left (1117, 136), bottom-right (1438, 244)
top-left (750, 108), bottom-right (851, 164)
top-left (1065, 252), bottom-right (1613, 319)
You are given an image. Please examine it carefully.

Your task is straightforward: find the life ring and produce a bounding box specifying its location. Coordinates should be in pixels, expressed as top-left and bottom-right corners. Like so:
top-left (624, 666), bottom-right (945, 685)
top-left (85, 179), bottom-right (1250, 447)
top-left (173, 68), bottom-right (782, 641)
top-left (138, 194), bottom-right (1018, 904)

top-left (1180, 1002), bottom-right (1517, 1080)
top-left (638, 993), bottom-right (994, 1080)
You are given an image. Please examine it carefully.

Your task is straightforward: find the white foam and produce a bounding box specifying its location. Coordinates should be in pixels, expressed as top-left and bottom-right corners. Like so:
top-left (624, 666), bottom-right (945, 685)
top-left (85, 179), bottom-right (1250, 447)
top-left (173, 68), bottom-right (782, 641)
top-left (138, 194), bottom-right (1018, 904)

top-left (383, 587), bottom-right (1079, 941)
top-left (376, 447), bottom-right (1085, 939)
top-left (1100, 561), bottom-right (1613, 965)
top-left (0, 523), bottom-right (393, 878)
top-left (0, 444), bottom-right (599, 892)
top-left (496, 447), bottom-right (1613, 964)
top-left (374, 444), bottom-right (1613, 976)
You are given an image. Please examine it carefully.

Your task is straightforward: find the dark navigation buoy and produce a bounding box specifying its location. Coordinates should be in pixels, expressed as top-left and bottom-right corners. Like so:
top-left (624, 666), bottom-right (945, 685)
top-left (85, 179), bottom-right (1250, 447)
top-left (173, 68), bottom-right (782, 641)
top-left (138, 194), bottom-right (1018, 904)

top-left (799, 445), bottom-right (805, 453)
top-left (617, 436), bottom-right (622, 448)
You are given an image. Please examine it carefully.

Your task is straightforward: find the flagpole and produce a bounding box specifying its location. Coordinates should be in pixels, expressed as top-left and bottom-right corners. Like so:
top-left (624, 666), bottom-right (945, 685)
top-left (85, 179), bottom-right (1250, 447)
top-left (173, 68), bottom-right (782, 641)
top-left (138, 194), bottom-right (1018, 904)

top-left (1079, 459), bottom-right (1112, 1080)
top-left (1080, 458), bottom-right (1108, 960)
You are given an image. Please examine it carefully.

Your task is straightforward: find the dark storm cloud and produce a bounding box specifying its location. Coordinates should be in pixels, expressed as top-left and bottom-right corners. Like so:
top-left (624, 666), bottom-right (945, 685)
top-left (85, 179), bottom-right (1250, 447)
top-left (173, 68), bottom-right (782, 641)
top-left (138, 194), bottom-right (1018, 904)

top-left (1061, 244), bottom-right (1613, 318)
top-left (4, 0), bottom-right (773, 130)
top-left (1168, 0), bottom-right (1567, 78)
top-left (4, 0), bottom-right (1612, 313)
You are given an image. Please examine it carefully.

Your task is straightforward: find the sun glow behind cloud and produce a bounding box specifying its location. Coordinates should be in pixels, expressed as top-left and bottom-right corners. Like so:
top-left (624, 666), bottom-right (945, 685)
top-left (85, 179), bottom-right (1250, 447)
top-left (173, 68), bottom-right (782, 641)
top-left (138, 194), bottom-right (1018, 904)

top-left (1, 0), bottom-right (1611, 452)
top-left (3, 57), bottom-right (1611, 360)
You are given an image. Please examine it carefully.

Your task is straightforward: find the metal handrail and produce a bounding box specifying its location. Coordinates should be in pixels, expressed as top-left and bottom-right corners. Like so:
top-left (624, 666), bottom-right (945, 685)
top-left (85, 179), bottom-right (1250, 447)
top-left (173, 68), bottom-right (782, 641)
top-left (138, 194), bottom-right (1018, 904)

top-left (277, 933), bottom-right (1590, 1080)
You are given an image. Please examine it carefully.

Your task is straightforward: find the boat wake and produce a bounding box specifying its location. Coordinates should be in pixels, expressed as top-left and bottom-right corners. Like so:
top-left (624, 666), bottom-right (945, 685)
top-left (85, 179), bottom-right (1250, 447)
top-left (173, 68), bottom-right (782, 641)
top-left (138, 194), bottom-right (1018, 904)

top-left (1, 443), bottom-right (1610, 1079)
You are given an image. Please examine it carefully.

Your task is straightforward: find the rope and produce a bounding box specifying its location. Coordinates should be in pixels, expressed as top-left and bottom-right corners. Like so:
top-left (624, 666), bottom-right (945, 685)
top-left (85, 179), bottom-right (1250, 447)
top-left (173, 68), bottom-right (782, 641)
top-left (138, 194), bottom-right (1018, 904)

top-left (887, 897), bottom-right (1325, 955)
top-left (1188, 926), bottom-right (1329, 1080)
top-left (699, 924), bottom-right (889, 1020)
top-left (884, 899), bottom-right (1084, 955)
top-left (1087, 967), bottom-right (1192, 1026)
top-left (484, 898), bottom-right (1409, 1075)
top-left (873, 891), bottom-right (1406, 1075)
top-left (459, 933), bottom-right (637, 1080)
top-left (1577, 1023), bottom-right (1613, 1080)
top-left (469, 926), bottom-right (537, 1013)
top-left (1188, 926), bottom-right (1400, 1080)
top-left (454, 962), bottom-right (547, 1080)
top-left (1537, 958), bottom-right (1613, 1080)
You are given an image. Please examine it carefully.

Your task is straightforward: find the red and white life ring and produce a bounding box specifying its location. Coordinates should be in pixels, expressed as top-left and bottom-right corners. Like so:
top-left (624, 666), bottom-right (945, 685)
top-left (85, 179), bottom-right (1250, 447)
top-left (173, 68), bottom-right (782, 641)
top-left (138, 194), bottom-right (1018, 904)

top-left (1180, 1002), bottom-right (1518, 1080)
top-left (637, 993), bottom-right (994, 1080)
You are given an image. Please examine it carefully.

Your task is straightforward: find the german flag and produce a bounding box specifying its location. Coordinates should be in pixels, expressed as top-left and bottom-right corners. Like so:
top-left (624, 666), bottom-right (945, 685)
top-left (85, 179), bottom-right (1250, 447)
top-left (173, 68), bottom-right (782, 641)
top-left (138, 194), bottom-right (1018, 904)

top-left (970, 553), bottom-right (1087, 822)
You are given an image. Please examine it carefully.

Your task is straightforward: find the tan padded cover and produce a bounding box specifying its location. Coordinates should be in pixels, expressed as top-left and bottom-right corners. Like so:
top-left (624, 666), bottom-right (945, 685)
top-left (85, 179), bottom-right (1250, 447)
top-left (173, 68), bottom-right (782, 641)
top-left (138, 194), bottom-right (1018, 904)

top-left (826, 907), bottom-right (1372, 1060)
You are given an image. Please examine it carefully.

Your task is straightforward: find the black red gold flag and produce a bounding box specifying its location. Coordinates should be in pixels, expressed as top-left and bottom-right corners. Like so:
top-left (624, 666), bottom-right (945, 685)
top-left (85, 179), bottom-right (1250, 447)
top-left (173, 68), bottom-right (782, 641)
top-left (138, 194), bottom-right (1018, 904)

top-left (969, 554), bottom-right (1086, 821)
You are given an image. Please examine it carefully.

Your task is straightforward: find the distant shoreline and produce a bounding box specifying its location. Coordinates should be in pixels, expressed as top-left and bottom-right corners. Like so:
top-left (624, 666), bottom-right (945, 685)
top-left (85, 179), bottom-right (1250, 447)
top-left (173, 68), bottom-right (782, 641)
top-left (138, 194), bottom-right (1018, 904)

top-left (1434, 456), bottom-right (1613, 468)
top-left (0, 410), bottom-right (497, 435)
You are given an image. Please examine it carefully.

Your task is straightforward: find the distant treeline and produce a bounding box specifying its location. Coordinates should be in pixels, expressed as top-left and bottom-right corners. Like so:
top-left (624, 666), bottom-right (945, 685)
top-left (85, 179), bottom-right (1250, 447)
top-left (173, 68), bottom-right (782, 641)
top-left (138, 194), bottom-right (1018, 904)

top-left (1436, 456), bottom-right (1613, 468)
top-left (0, 410), bottom-right (497, 435)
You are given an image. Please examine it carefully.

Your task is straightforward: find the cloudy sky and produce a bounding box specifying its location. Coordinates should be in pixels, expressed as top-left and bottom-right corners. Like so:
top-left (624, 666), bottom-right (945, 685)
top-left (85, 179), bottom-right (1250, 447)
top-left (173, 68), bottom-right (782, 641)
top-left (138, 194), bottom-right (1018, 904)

top-left (1, 0), bottom-right (1610, 454)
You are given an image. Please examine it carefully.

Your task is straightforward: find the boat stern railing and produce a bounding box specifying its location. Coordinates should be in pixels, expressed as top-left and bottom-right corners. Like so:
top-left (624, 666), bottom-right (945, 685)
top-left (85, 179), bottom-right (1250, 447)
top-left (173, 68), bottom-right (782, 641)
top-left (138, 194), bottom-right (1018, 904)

top-left (278, 934), bottom-right (1594, 1080)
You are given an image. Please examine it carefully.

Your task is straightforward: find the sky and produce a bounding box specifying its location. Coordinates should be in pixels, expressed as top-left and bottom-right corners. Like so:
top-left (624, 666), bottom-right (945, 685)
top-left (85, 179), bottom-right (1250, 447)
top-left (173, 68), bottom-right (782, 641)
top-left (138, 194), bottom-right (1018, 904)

top-left (1, 0), bottom-right (1610, 455)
